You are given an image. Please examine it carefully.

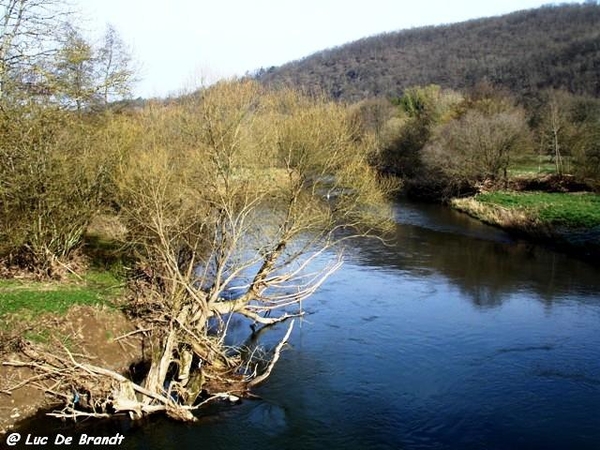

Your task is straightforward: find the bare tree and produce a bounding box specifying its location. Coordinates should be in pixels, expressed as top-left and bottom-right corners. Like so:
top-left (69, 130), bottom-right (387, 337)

top-left (1, 2), bottom-right (135, 108)
top-left (3, 80), bottom-right (395, 421)
top-left (50, 23), bottom-right (136, 109)
top-left (95, 23), bottom-right (135, 105)
top-left (539, 90), bottom-right (574, 176)
top-left (52, 24), bottom-right (96, 109)
top-left (0, 0), bottom-right (69, 99)
top-left (423, 107), bottom-right (530, 188)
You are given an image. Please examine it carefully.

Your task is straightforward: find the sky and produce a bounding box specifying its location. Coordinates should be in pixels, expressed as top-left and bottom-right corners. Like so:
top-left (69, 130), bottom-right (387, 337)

top-left (73, 0), bottom-right (580, 98)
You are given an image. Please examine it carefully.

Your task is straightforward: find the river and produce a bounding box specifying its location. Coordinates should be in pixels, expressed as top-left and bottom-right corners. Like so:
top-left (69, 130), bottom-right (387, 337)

top-left (14, 200), bottom-right (600, 449)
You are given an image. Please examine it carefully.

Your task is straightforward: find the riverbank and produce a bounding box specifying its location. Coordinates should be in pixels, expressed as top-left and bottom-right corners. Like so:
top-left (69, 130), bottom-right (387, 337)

top-left (0, 270), bottom-right (143, 434)
top-left (451, 191), bottom-right (600, 261)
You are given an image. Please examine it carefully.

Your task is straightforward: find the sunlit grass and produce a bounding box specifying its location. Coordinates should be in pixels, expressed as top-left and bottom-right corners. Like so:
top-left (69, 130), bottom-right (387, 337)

top-left (0, 270), bottom-right (122, 318)
top-left (476, 191), bottom-right (600, 229)
top-left (0, 213), bottom-right (127, 322)
top-left (508, 154), bottom-right (558, 176)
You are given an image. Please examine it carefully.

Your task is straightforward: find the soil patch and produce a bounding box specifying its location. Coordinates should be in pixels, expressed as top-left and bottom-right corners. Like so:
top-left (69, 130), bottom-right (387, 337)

top-left (0, 306), bottom-right (143, 435)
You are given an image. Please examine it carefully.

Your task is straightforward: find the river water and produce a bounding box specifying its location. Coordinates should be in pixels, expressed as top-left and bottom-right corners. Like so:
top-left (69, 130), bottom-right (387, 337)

top-left (15, 200), bottom-right (600, 449)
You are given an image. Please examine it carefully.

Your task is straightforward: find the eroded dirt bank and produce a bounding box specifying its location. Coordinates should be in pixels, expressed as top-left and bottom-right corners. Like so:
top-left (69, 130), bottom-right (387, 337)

top-left (1, 306), bottom-right (143, 434)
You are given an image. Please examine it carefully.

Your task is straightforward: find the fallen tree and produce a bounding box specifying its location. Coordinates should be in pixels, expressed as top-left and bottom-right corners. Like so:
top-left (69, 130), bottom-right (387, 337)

top-left (2, 80), bottom-right (395, 422)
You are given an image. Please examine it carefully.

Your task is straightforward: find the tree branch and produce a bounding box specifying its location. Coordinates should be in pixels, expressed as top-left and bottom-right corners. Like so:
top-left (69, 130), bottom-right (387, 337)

top-left (247, 319), bottom-right (294, 387)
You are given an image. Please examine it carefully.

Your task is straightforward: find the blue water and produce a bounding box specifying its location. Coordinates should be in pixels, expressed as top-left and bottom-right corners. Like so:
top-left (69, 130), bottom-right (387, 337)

top-left (12, 201), bottom-right (600, 449)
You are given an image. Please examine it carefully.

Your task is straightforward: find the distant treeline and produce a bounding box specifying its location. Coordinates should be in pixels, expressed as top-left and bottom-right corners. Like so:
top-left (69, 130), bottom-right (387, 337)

top-left (350, 83), bottom-right (600, 200)
top-left (254, 2), bottom-right (600, 102)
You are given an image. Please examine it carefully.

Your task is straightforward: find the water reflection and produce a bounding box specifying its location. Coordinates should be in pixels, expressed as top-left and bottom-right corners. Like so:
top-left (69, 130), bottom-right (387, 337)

top-left (350, 200), bottom-right (600, 308)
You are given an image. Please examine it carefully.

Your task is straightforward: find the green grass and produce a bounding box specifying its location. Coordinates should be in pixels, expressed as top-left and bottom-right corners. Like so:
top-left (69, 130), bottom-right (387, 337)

top-left (476, 191), bottom-right (600, 229)
top-left (0, 270), bottom-right (123, 318)
top-left (0, 214), bottom-right (127, 321)
top-left (508, 154), bottom-right (557, 176)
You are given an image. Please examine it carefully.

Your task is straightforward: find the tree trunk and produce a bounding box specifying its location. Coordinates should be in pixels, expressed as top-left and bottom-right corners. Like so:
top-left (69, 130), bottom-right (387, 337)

top-left (143, 327), bottom-right (177, 403)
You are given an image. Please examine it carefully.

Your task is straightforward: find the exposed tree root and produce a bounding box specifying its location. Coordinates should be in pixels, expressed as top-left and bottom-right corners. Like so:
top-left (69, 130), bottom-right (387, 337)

top-left (2, 319), bottom-right (296, 423)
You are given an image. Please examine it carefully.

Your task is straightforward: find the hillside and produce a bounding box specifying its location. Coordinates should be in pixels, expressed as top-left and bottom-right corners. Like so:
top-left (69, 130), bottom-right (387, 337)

top-left (255, 2), bottom-right (600, 101)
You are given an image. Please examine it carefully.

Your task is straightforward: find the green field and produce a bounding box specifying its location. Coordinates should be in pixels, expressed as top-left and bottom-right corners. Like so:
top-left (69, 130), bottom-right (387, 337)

top-left (476, 191), bottom-right (600, 229)
top-left (507, 154), bottom-right (562, 177)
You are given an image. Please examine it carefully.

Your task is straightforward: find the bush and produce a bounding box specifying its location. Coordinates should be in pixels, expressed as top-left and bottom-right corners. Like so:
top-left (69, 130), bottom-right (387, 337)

top-left (423, 106), bottom-right (531, 188)
top-left (0, 106), bottom-right (115, 276)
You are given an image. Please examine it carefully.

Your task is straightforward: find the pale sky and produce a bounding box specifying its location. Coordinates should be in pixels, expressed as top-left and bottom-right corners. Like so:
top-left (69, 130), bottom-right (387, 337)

top-left (73, 1), bottom-right (580, 98)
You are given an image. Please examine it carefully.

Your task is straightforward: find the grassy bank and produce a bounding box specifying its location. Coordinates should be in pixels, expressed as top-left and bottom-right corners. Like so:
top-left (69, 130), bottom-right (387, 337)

top-left (0, 269), bottom-right (124, 345)
top-left (0, 231), bottom-right (137, 432)
top-left (0, 271), bottom-right (122, 317)
top-left (476, 191), bottom-right (600, 229)
top-left (451, 191), bottom-right (600, 260)
top-left (0, 267), bottom-right (141, 434)
top-left (0, 214), bottom-right (127, 339)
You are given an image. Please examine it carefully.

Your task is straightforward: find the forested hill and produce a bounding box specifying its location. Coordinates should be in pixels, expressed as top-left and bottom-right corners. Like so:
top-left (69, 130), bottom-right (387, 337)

top-left (255, 2), bottom-right (600, 101)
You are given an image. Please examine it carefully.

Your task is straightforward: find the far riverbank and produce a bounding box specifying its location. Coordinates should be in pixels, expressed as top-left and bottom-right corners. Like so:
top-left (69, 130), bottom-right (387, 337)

top-left (451, 191), bottom-right (600, 263)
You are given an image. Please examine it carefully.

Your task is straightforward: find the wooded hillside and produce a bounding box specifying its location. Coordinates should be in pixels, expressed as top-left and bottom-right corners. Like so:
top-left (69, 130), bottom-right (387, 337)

top-left (255, 2), bottom-right (600, 101)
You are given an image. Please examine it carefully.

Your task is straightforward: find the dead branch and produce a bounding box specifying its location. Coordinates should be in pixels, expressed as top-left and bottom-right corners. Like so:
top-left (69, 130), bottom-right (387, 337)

top-left (47, 410), bottom-right (112, 420)
top-left (114, 327), bottom-right (152, 341)
top-left (247, 320), bottom-right (294, 387)
top-left (239, 310), bottom-right (303, 325)
top-left (0, 369), bottom-right (58, 393)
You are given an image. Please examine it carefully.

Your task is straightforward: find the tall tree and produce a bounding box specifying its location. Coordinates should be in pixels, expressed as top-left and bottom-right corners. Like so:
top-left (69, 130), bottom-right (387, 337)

top-left (541, 91), bottom-right (570, 175)
top-left (52, 24), bottom-right (96, 110)
top-left (0, 0), bottom-right (68, 100)
top-left (96, 23), bottom-right (134, 105)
